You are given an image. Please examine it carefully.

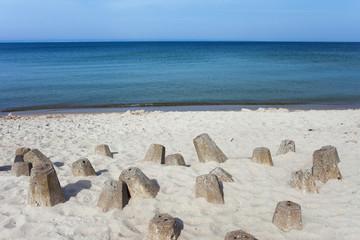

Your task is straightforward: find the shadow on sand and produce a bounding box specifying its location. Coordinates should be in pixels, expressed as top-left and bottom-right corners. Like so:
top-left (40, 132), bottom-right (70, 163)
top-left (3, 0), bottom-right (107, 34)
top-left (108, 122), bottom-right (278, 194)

top-left (53, 162), bottom-right (64, 167)
top-left (63, 180), bottom-right (92, 200)
top-left (0, 165), bottom-right (12, 171)
top-left (96, 169), bottom-right (108, 176)
top-left (175, 218), bottom-right (184, 231)
top-left (151, 179), bottom-right (160, 189)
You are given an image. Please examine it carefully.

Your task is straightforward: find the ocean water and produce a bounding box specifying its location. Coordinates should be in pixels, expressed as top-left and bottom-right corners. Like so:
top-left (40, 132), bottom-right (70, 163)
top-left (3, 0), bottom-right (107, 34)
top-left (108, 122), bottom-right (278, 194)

top-left (0, 42), bottom-right (360, 112)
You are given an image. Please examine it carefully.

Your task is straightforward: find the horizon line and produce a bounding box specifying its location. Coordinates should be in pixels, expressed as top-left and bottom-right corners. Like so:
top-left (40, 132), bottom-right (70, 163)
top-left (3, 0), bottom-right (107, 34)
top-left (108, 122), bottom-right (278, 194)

top-left (1, 39), bottom-right (360, 44)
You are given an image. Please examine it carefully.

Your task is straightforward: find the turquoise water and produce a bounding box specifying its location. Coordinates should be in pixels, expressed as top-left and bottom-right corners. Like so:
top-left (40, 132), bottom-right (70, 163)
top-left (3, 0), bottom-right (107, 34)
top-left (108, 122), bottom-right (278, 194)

top-left (0, 42), bottom-right (360, 112)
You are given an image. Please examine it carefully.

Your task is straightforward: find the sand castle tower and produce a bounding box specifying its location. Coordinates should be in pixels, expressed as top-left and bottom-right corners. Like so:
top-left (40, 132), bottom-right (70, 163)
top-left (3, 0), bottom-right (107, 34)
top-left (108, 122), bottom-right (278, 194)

top-left (224, 230), bottom-right (258, 240)
top-left (143, 144), bottom-right (165, 164)
top-left (24, 149), bottom-right (51, 166)
top-left (119, 167), bottom-right (159, 198)
top-left (272, 201), bottom-right (302, 232)
top-left (195, 173), bottom-right (224, 204)
top-left (147, 213), bottom-right (180, 240)
top-left (319, 145), bottom-right (340, 163)
top-left (312, 147), bottom-right (342, 183)
top-left (277, 140), bottom-right (295, 155)
top-left (209, 167), bottom-right (234, 182)
top-left (251, 147), bottom-right (273, 166)
top-left (72, 158), bottom-right (96, 177)
top-left (97, 180), bottom-right (129, 212)
top-left (94, 144), bottom-right (113, 158)
top-left (290, 169), bottom-right (318, 194)
top-left (193, 133), bottom-right (227, 163)
top-left (28, 162), bottom-right (65, 207)
top-left (11, 162), bottom-right (32, 177)
top-left (164, 153), bottom-right (186, 166)
top-left (15, 147), bottom-right (31, 157)
top-left (12, 147), bottom-right (33, 176)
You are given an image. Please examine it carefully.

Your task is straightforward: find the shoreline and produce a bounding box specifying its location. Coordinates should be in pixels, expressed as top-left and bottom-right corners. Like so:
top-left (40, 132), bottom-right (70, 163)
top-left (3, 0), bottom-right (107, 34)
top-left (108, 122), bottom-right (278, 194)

top-left (2, 102), bottom-right (360, 116)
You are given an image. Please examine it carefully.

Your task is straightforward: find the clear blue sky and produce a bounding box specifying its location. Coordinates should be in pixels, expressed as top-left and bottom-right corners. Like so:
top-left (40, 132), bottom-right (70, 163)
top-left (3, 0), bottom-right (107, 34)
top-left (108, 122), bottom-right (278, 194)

top-left (0, 0), bottom-right (359, 42)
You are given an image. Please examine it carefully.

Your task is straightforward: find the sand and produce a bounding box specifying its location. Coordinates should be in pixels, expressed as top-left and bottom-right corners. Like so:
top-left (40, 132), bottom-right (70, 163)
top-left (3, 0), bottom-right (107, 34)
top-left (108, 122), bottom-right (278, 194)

top-left (0, 109), bottom-right (359, 239)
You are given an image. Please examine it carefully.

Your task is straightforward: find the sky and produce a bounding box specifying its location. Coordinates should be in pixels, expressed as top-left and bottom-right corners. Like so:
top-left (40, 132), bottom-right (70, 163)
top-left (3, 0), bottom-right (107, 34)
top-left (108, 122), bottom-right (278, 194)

top-left (0, 0), bottom-right (359, 42)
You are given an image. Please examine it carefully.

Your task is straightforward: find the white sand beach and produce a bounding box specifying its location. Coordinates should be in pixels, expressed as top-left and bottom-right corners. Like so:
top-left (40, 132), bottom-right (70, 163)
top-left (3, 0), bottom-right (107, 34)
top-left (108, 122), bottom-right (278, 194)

top-left (0, 109), bottom-right (359, 240)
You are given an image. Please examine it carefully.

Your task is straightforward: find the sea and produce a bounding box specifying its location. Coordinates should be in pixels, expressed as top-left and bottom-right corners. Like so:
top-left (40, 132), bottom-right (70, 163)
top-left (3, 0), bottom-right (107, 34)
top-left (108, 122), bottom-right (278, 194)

top-left (0, 41), bottom-right (360, 113)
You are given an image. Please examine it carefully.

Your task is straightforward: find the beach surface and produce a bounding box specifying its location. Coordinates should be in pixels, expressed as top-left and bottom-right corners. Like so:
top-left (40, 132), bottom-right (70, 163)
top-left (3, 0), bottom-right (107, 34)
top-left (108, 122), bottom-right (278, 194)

top-left (0, 109), bottom-right (359, 239)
